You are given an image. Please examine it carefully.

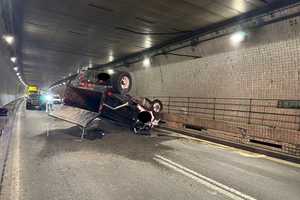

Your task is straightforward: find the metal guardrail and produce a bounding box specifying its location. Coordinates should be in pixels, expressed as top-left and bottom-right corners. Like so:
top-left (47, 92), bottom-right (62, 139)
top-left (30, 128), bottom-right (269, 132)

top-left (150, 97), bottom-right (300, 131)
top-left (0, 100), bottom-right (22, 194)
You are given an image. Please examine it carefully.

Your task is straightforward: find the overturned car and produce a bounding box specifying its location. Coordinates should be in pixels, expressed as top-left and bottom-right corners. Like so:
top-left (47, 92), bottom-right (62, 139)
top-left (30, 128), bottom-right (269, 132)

top-left (63, 69), bottom-right (163, 134)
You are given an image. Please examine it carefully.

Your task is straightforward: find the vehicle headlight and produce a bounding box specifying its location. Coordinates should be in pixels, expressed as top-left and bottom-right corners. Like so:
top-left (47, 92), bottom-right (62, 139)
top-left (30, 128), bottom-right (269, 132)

top-left (41, 94), bottom-right (53, 102)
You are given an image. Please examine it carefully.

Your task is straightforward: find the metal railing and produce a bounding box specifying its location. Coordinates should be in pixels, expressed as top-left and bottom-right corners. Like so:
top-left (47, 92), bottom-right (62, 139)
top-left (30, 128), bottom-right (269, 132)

top-left (150, 96), bottom-right (300, 131)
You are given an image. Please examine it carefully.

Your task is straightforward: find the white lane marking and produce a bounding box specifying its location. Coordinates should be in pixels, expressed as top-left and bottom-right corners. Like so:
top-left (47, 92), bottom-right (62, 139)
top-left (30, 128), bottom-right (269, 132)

top-left (10, 108), bottom-right (22, 200)
top-left (154, 155), bottom-right (256, 200)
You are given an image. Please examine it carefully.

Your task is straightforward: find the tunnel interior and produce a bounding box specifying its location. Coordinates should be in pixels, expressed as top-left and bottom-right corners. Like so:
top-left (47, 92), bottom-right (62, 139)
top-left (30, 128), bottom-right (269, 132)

top-left (0, 1), bottom-right (300, 200)
top-left (0, 0), bottom-right (299, 163)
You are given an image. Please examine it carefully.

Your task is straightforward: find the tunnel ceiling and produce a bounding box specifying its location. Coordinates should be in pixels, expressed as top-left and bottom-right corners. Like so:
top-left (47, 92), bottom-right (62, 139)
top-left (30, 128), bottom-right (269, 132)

top-left (21, 0), bottom-right (274, 88)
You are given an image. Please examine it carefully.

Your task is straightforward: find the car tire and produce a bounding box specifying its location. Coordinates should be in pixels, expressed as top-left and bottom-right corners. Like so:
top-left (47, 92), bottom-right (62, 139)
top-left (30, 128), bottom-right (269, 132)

top-left (26, 103), bottom-right (31, 110)
top-left (40, 104), bottom-right (46, 111)
top-left (151, 99), bottom-right (163, 113)
top-left (111, 71), bottom-right (132, 94)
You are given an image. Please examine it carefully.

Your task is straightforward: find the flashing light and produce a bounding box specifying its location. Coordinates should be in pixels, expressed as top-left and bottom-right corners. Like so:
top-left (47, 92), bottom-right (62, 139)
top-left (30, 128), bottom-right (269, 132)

top-left (41, 94), bottom-right (53, 102)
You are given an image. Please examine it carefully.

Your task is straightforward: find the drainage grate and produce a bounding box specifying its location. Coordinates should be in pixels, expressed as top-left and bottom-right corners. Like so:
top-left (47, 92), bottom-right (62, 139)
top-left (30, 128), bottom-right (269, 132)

top-left (184, 124), bottom-right (207, 132)
top-left (249, 139), bottom-right (282, 149)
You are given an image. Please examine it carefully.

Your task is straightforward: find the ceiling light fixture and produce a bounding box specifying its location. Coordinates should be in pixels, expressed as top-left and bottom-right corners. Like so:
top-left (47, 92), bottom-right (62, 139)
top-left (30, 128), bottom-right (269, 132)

top-left (16, 72), bottom-right (20, 76)
top-left (2, 35), bottom-right (15, 45)
top-left (144, 35), bottom-right (152, 48)
top-left (143, 57), bottom-right (151, 67)
top-left (230, 31), bottom-right (246, 44)
top-left (109, 55), bottom-right (114, 62)
top-left (10, 57), bottom-right (17, 63)
top-left (13, 66), bottom-right (18, 71)
top-left (107, 69), bottom-right (114, 74)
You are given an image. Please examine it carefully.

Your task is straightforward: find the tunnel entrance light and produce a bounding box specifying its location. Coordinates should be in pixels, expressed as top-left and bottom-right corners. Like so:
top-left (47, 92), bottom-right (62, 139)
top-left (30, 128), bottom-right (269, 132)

top-left (230, 31), bottom-right (246, 44)
top-left (143, 57), bottom-right (151, 67)
top-left (10, 57), bottom-right (17, 63)
top-left (2, 35), bottom-right (15, 45)
top-left (13, 66), bottom-right (18, 71)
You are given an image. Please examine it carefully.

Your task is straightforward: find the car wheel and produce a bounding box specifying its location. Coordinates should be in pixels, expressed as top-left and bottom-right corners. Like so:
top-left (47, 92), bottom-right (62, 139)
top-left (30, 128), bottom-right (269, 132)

top-left (151, 99), bottom-right (163, 113)
top-left (41, 104), bottom-right (46, 111)
top-left (26, 103), bottom-right (31, 110)
top-left (111, 71), bottom-right (132, 94)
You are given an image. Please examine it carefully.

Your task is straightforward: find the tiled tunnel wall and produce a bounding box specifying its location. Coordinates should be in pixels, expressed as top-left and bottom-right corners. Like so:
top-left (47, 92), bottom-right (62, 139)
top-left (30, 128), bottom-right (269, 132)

top-left (127, 16), bottom-right (300, 156)
top-left (0, 26), bottom-right (23, 106)
top-left (129, 17), bottom-right (300, 99)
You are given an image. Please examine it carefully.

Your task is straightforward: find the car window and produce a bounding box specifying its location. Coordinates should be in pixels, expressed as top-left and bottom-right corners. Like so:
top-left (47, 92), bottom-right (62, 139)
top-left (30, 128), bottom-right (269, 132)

top-left (29, 94), bottom-right (39, 98)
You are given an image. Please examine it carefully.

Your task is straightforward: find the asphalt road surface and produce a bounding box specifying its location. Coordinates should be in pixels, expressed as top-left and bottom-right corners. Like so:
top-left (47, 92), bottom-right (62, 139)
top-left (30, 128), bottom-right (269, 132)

top-left (1, 104), bottom-right (300, 200)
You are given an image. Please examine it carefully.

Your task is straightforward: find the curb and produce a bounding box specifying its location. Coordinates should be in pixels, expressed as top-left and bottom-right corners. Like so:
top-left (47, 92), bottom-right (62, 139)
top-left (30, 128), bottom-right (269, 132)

top-left (156, 126), bottom-right (300, 164)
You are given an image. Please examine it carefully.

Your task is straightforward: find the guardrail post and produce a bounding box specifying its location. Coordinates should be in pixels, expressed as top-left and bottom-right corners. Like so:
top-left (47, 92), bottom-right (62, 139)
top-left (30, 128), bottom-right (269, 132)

top-left (168, 96), bottom-right (171, 114)
top-left (248, 99), bottom-right (252, 124)
top-left (213, 98), bottom-right (216, 120)
top-left (187, 97), bottom-right (190, 115)
top-left (297, 115), bottom-right (300, 131)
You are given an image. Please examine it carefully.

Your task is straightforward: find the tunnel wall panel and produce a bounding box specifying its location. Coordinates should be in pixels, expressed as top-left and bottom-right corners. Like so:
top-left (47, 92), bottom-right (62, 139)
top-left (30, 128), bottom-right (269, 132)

top-left (128, 16), bottom-right (300, 157)
top-left (129, 16), bottom-right (300, 100)
top-left (0, 29), bottom-right (23, 106)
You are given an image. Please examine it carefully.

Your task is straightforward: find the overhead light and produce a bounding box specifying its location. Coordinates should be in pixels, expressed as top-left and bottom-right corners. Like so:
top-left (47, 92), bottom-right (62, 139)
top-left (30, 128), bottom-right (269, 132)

top-left (2, 35), bottom-right (14, 45)
top-left (144, 35), bottom-right (152, 48)
top-left (16, 72), bottom-right (20, 76)
top-left (13, 66), bottom-right (18, 71)
top-left (10, 57), bottom-right (17, 63)
top-left (107, 69), bottom-right (114, 74)
top-left (143, 57), bottom-right (151, 67)
top-left (109, 55), bottom-right (114, 62)
top-left (230, 31), bottom-right (246, 44)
